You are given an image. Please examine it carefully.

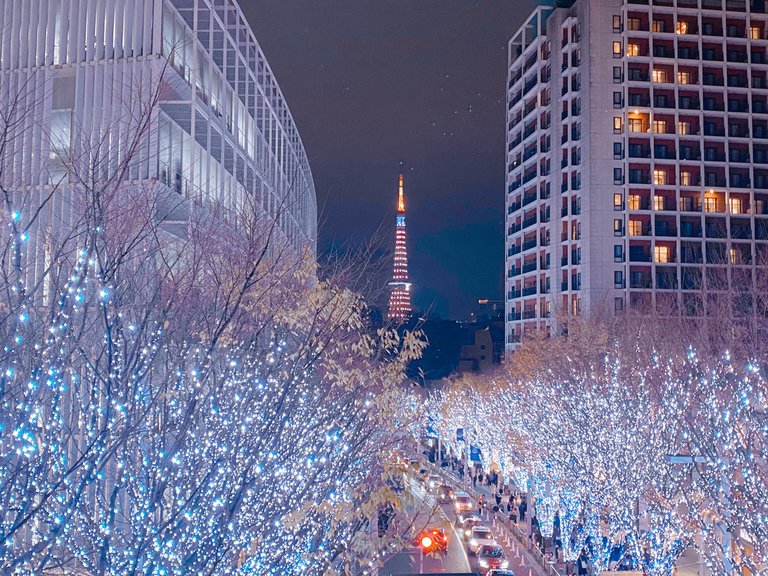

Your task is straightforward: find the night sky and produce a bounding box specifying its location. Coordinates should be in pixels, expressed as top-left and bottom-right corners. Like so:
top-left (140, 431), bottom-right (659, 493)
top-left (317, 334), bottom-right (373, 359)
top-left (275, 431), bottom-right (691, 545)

top-left (243, 1), bottom-right (536, 319)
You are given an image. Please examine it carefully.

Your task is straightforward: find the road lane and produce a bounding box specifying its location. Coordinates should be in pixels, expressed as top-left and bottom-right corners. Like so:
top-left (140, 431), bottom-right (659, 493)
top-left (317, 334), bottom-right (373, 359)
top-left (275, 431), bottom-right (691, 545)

top-left (380, 479), bottom-right (472, 575)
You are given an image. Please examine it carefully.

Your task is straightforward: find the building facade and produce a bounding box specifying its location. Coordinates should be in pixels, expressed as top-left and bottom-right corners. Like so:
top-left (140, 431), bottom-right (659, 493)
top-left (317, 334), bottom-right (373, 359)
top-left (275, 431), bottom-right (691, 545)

top-left (0, 0), bottom-right (317, 267)
top-left (505, 0), bottom-right (768, 353)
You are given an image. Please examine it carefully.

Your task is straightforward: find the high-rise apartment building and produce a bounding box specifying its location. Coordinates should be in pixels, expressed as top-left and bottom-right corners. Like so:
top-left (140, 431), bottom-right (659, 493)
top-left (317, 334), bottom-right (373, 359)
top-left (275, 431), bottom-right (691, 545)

top-left (0, 0), bottom-right (316, 263)
top-left (505, 0), bottom-right (768, 353)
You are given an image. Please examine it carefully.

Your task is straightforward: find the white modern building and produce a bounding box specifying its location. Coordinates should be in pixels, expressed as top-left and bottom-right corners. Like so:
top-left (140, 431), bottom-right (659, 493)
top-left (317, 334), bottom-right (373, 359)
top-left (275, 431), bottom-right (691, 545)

top-left (0, 0), bottom-right (316, 261)
top-left (506, 0), bottom-right (768, 352)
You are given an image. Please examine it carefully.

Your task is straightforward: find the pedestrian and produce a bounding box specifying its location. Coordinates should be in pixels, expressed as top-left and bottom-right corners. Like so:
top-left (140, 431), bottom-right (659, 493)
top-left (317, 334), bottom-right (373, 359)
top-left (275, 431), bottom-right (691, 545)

top-left (495, 492), bottom-right (502, 508)
top-left (472, 473), bottom-right (477, 487)
top-left (577, 550), bottom-right (589, 576)
top-left (553, 512), bottom-right (562, 562)
top-left (477, 495), bottom-right (485, 516)
top-left (507, 494), bottom-right (514, 512)
top-left (459, 464), bottom-right (464, 479)
top-left (519, 498), bottom-right (527, 522)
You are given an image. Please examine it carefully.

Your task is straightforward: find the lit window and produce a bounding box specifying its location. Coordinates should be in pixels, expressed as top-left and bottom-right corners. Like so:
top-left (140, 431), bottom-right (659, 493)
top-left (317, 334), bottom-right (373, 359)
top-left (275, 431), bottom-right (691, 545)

top-left (729, 197), bottom-right (743, 214)
top-left (750, 27), bottom-right (762, 40)
top-left (627, 18), bottom-right (641, 31)
top-left (680, 171), bottom-right (692, 186)
top-left (652, 20), bottom-right (665, 33)
top-left (678, 71), bottom-right (691, 84)
top-left (614, 117), bottom-right (623, 133)
top-left (653, 169), bottom-right (667, 185)
top-left (654, 195), bottom-right (665, 210)
top-left (629, 220), bottom-right (644, 236)
top-left (704, 196), bottom-right (719, 213)
top-left (653, 120), bottom-right (666, 134)
top-left (614, 41), bottom-right (624, 57)
top-left (626, 43), bottom-right (639, 57)
top-left (729, 248), bottom-right (738, 264)
top-left (652, 69), bottom-right (667, 83)
top-left (678, 121), bottom-right (691, 135)
top-left (629, 118), bottom-right (644, 132)
top-left (614, 219), bottom-right (624, 235)
top-left (676, 21), bottom-right (689, 35)
top-left (613, 15), bottom-right (622, 32)
top-left (614, 193), bottom-right (624, 209)
top-left (629, 195), bottom-right (641, 210)
top-left (654, 245), bottom-right (670, 263)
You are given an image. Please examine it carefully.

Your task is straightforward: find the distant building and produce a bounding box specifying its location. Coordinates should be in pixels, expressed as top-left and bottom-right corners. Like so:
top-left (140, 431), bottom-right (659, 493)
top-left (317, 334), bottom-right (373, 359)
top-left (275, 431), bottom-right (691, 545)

top-left (388, 173), bottom-right (413, 321)
top-left (458, 327), bottom-right (495, 373)
top-left (505, 0), bottom-right (768, 354)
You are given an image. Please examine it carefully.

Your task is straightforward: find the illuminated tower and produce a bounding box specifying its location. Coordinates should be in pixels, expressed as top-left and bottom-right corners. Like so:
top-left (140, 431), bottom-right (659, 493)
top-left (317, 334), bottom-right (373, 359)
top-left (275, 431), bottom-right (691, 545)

top-left (388, 173), bottom-right (413, 322)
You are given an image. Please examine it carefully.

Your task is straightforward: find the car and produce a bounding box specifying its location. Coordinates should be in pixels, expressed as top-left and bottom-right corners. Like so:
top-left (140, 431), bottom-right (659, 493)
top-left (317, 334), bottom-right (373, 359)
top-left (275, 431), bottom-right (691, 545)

top-left (458, 515), bottom-right (484, 539)
top-left (412, 527), bottom-right (448, 554)
top-left (487, 567), bottom-right (516, 576)
top-left (437, 483), bottom-right (454, 502)
top-left (477, 544), bottom-right (509, 575)
top-left (454, 491), bottom-right (473, 515)
top-left (468, 526), bottom-right (495, 555)
top-left (423, 474), bottom-right (439, 494)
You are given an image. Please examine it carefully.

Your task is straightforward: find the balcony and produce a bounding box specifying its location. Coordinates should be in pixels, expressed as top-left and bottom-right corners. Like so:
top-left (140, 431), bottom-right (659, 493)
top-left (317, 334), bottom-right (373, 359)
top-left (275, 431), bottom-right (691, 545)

top-left (522, 238), bottom-right (537, 252)
top-left (727, 51), bottom-right (748, 63)
top-left (630, 273), bottom-right (653, 289)
top-left (680, 222), bottom-right (703, 237)
top-left (522, 286), bottom-right (537, 297)
top-left (522, 261), bottom-right (537, 273)
top-left (629, 249), bottom-right (652, 262)
top-left (522, 216), bottom-right (537, 229)
top-left (523, 192), bottom-right (537, 206)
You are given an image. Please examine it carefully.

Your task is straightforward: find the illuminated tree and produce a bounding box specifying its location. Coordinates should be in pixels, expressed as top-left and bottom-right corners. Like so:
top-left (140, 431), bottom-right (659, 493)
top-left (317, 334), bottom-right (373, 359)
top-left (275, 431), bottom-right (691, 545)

top-left (0, 70), bottom-right (426, 576)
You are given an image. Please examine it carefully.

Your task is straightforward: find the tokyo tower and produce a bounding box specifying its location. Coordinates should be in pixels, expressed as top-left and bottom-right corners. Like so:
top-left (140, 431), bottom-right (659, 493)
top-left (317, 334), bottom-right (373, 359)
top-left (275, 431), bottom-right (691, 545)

top-left (387, 173), bottom-right (412, 322)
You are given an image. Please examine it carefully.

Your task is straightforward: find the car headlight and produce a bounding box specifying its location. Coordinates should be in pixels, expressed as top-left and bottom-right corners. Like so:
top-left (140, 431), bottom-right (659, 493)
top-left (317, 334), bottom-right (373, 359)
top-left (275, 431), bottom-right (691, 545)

top-left (470, 539), bottom-right (478, 547)
top-left (478, 559), bottom-right (489, 568)
top-left (501, 560), bottom-right (509, 568)
top-left (464, 529), bottom-right (471, 537)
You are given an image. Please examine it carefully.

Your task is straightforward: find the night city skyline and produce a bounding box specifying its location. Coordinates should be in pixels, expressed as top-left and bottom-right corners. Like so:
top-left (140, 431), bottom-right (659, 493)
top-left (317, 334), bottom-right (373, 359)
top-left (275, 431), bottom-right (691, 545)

top-left (245, 0), bottom-right (537, 319)
top-left (1, 1), bottom-right (766, 574)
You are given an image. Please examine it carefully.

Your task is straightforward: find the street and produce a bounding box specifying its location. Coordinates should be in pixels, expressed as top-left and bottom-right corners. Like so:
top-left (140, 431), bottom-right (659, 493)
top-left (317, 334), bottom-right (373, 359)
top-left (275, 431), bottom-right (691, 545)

top-left (380, 468), bottom-right (549, 576)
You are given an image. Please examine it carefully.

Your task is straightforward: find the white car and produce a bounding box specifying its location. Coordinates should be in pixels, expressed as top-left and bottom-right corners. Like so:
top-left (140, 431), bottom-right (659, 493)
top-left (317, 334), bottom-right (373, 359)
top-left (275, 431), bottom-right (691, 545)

top-left (468, 525), bottom-right (495, 555)
top-left (454, 491), bottom-right (473, 516)
top-left (459, 515), bottom-right (483, 539)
